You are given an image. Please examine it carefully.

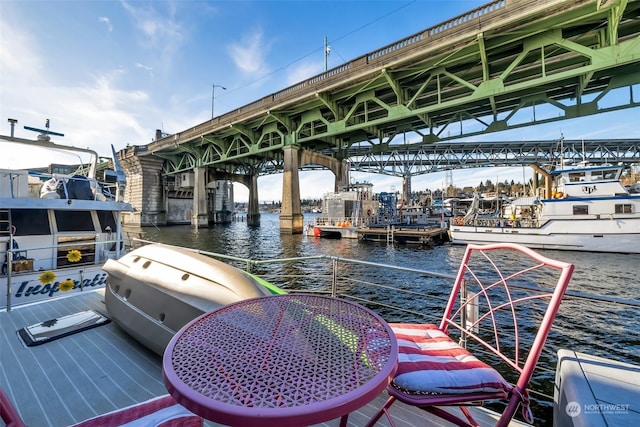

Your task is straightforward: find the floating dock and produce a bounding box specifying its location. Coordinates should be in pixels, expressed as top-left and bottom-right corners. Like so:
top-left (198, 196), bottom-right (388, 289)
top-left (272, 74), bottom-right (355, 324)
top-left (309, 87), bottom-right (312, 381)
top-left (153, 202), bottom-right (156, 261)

top-left (358, 225), bottom-right (450, 246)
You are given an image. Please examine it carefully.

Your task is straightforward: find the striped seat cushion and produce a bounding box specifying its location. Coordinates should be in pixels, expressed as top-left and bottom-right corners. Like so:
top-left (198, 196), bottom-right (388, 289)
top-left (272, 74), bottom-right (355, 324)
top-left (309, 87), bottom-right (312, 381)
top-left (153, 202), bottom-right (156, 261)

top-left (391, 323), bottom-right (510, 394)
top-left (72, 394), bottom-right (202, 427)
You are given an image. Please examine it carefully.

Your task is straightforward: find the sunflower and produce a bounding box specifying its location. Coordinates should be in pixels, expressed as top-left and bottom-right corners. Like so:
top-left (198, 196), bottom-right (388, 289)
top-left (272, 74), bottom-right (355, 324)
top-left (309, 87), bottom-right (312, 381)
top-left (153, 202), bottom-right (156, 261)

top-left (39, 271), bottom-right (56, 284)
top-left (66, 250), bottom-right (82, 263)
top-left (58, 279), bottom-right (75, 292)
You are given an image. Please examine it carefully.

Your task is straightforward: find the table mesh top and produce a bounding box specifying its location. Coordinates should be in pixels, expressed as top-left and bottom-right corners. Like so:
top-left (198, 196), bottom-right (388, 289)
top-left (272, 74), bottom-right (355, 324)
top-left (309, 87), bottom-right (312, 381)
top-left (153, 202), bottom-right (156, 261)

top-left (167, 294), bottom-right (394, 409)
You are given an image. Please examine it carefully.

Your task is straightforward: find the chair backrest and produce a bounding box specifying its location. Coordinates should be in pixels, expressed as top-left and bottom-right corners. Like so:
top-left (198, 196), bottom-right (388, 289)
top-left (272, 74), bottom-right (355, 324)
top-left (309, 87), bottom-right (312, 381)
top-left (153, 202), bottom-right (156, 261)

top-left (440, 243), bottom-right (574, 406)
top-left (0, 387), bottom-right (27, 427)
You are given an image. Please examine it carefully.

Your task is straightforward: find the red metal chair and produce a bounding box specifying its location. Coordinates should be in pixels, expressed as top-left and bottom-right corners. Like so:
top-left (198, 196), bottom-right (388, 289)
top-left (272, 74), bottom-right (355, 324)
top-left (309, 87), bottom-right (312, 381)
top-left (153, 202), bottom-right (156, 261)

top-left (0, 387), bottom-right (26, 427)
top-left (0, 388), bottom-right (202, 427)
top-left (366, 243), bottom-right (574, 427)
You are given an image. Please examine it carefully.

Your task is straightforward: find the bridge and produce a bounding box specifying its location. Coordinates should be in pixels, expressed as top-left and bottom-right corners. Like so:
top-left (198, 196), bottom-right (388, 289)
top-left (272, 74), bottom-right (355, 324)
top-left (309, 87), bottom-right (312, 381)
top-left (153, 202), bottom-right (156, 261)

top-left (261, 138), bottom-right (640, 176)
top-left (119, 0), bottom-right (640, 232)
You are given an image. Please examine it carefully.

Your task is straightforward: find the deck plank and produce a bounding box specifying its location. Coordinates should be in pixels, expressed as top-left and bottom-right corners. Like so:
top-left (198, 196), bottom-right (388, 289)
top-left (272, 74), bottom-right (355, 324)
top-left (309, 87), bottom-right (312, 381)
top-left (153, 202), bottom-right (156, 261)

top-left (1, 290), bottom-right (523, 427)
top-left (1, 290), bottom-right (166, 426)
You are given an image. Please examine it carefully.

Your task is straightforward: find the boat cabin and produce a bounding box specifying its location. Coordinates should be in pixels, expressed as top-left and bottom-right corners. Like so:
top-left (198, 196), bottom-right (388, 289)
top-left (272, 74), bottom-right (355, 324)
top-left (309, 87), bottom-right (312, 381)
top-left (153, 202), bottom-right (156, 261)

top-left (550, 164), bottom-right (630, 198)
top-left (1, 133), bottom-right (132, 310)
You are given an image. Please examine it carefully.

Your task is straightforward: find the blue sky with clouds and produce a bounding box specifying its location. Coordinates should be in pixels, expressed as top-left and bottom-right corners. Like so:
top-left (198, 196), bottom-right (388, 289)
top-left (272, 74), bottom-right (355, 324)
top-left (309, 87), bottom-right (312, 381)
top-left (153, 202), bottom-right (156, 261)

top-left (1, 1), bottom-right (638, 202)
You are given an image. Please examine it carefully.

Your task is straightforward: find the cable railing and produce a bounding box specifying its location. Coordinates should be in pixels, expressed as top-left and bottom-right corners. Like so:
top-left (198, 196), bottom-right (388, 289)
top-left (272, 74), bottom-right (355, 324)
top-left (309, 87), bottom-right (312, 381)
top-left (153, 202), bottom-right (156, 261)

top-left (126, 238), bottom-right (639, 424)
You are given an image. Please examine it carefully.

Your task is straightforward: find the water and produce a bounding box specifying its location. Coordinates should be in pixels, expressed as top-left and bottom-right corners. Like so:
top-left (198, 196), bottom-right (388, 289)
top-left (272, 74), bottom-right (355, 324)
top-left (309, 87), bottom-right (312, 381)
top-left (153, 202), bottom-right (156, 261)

top-left (134, 212), bottom-right (640, 423)
top-left (136, 213), bottom-right (640, 358)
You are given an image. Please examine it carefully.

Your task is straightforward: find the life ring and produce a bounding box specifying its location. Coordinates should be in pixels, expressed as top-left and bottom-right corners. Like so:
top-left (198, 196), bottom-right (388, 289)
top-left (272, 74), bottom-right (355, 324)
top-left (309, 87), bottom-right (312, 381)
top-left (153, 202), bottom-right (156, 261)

top-left (554, 192), bottom-right (564, 199)
top-left (454, 216), bottom-right (465, 226)
top-left (367, 209), bottom-right (371, 217)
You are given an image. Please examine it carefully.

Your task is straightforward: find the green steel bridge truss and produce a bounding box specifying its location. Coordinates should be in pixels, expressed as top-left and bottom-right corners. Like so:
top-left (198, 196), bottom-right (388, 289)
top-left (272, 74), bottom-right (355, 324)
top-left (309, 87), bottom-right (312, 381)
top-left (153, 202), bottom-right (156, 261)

top-left (145, 0), bottom-right (640, 179)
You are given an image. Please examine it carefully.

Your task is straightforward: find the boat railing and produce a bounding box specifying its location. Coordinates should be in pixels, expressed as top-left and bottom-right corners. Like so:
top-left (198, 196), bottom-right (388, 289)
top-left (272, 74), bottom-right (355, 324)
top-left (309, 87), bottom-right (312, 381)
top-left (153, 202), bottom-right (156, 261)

top-left (0, 168), bottom-right (116, 201)
top-left (2, 235), bottom-right (128, 310)
top-left (0, 169), bottom-right (32, 198)
top-left (3, 237), bottom-right (126, 292)
top-left (462, 216), bottom-right (541, 228)
top-left (313, 216), bottom-right (370, 227)
top-left (127, 238), bottom-right (640, 423)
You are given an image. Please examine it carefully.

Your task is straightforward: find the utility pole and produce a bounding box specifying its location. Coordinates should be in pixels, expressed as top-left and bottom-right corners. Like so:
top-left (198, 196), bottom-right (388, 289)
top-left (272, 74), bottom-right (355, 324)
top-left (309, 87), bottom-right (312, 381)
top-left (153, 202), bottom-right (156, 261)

top-left (324, 36), bottom-right (331, 71)
top-left (212, 84), bottom-right (226, 118)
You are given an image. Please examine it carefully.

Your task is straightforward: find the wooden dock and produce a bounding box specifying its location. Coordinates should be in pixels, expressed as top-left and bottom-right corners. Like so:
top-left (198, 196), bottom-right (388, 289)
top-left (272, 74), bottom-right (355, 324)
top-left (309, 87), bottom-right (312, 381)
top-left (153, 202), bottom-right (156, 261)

top-left (358, 225), bottom-right (450, 246)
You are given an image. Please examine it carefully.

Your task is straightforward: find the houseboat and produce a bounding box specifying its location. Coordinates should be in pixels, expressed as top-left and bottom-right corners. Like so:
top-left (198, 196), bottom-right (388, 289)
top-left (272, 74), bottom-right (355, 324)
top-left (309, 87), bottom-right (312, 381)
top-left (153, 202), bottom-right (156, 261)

top-left (308, 182), bottom-right (380, 238)
top-left (449, 163), bottom-right (640, 253)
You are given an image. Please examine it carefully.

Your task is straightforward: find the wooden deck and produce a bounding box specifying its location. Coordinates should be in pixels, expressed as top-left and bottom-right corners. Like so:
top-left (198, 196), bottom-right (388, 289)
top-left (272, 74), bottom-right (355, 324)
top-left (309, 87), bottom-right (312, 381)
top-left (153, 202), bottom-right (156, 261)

top-left (0, 289), bottom-right (524, 426)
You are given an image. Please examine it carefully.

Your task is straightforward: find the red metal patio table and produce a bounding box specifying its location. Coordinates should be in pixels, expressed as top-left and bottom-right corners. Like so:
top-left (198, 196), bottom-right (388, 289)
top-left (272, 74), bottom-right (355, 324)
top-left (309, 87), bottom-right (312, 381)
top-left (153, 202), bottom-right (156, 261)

top-left (163, 294), bottom-right (397, 427)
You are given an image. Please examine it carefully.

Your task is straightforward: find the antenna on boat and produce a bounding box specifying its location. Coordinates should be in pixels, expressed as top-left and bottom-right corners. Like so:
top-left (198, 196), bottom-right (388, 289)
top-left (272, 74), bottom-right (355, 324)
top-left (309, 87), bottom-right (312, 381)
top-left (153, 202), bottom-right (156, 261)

top-left (559, 133), bottom-right (564, 169)
top-left (23, 119), bottom-right (65, 141)
top-left (7, 118), bottom-right (17, 137)
top-left (102, 144), bottom-right (127, 203)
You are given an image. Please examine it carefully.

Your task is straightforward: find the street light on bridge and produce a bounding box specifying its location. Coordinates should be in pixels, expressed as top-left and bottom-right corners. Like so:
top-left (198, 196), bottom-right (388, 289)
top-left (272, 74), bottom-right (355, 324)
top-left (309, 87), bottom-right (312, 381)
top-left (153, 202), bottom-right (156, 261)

top-left (212, 83), bottom-right (226, 118)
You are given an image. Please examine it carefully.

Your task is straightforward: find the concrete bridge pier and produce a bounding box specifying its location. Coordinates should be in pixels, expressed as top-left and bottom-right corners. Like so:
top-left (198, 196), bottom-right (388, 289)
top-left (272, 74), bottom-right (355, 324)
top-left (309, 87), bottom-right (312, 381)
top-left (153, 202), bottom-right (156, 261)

top-left (279, 148), bottom-right (350, 234)
top-left (192, 167), bottom-right (208, 228)
top-left (402, 175), bottom-right (411, 203)
top-left (247, 173), bottom-right (260, 226)
top-left (280, 146), bottom-right (304, 234)
top-left (299, 150), bottom-right (349, 192)
top-left (119, 147), bottom-right (166, 227)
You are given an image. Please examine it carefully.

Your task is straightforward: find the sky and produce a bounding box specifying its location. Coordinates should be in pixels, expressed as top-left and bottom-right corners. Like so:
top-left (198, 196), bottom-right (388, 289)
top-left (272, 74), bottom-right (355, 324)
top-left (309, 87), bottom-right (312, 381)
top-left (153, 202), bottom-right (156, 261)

top-left (1, 0), bottom-right (638, 203)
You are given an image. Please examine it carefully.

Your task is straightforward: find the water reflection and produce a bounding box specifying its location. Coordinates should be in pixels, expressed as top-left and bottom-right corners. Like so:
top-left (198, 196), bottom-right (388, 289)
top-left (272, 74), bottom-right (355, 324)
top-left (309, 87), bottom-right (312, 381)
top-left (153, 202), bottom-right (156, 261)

top-left (133, 213), bottom-right (640, 425)
top-left (136, 213), bottom-right (640, 368)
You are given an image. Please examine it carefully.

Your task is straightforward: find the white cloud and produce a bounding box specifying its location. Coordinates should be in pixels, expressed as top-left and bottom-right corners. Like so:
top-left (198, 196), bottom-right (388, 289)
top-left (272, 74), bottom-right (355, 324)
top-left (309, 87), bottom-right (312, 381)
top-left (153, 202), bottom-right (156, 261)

top-left (227, 28), bottom-right (271, 75)
top-left (0, 21), bottom-right (156, 162)
top-left (120, 0), bottom-right (186, 59)
top-left (286, 60), bottom-right (322, 86)
top-left (98, 16), bottom-right (113, 32)
top-left (0, 20), bottom-right (42, 87)
top-left (135, 62), bottom-right (154, 78)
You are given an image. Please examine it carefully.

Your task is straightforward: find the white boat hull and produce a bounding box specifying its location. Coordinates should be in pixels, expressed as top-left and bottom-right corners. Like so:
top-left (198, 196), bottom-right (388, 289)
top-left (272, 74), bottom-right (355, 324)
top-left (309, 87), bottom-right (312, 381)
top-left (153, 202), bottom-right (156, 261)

top-left (313, 225), bottom-right (360, 239)
top-left (1, 265), bottom-right (109, 309)
top-left (450, 218), bottom-right (640, 253)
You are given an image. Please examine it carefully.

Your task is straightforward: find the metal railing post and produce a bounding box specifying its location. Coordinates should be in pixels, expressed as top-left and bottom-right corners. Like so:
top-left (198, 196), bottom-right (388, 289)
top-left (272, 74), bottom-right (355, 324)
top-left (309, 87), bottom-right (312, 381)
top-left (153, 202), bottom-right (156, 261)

top-left (6, 247), bottom-right (13, 311)
top-left (459, 279), bottom-right (467, 348)
top-left (331, 257), bottom-right (338, 297)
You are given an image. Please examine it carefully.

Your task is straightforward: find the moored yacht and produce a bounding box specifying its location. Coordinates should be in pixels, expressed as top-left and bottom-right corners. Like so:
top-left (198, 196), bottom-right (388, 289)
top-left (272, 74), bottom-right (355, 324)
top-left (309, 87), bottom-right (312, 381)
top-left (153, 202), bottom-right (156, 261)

top-left (449, 162), bottom-right (640, 253)
top-left (1, 125), bottom-right (132, 310)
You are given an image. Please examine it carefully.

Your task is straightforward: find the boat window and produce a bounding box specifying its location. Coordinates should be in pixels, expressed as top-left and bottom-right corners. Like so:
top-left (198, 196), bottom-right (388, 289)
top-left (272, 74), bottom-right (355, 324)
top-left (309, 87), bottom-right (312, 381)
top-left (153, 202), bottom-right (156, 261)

top-left (54, 210), bottom-right (96, 232)
top-left (572, 205), bottom-right (589, 215)
top-left (96, 211), bottom-right (117, 232)
top-left (603, 170), bottom-right (618, 180)
top-left (57, 235), bottom-right (96, 267)
top-left (615, 204), bottom-right (632, 214)
top-left (1, 209), bottom-right (50, 235)
top-left (590, 171), bottom-right (603, 181)
top-left (569, 172), bottom-right (586, 182)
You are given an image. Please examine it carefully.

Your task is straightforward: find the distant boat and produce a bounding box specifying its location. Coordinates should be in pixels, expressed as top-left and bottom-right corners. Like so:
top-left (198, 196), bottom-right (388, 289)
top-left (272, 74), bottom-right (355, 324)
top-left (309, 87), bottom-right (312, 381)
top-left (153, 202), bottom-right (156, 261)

top-left (309, 182), bottom-right (446, 239)
top-left (449, 163), bottom-right (640, 253)
top-left (308, 182), bottom-right (380, 239)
